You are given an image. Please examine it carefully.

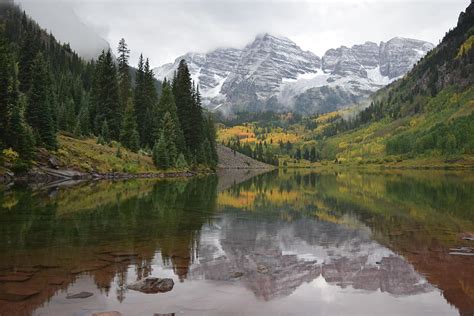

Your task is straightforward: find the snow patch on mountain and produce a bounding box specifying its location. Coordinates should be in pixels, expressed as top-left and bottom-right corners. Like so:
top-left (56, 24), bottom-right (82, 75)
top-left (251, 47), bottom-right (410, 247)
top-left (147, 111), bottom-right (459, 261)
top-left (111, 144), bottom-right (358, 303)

top-left (154, 34), bottom-right (434, 114)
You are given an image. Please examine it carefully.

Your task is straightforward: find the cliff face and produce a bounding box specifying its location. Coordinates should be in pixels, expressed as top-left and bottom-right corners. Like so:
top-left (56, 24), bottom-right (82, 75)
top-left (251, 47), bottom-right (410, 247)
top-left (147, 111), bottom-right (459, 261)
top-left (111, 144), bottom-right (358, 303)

top-left (155, 34), bottom-right (433, 115)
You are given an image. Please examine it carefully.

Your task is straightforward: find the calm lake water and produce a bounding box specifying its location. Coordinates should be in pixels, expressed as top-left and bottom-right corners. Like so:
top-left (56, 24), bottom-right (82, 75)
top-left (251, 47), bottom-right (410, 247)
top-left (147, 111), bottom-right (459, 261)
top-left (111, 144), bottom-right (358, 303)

top-left (0, 169), bottom-right (473, 316)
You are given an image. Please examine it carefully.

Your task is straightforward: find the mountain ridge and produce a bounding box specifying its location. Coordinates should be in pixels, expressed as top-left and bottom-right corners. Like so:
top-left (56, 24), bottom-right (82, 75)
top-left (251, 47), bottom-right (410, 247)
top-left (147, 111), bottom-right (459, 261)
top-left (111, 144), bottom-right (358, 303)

top-left (154, 33), bottom-right (434, 115)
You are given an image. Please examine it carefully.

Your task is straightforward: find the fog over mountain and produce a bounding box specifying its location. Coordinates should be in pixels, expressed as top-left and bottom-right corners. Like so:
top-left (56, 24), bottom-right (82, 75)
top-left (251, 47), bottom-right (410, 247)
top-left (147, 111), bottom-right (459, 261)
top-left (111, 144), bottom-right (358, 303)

top-left (155, 34), bottom-right (433, 114)
top-left (11, 0), bottom-right (466, 115)
top-left (14, 0), bottom-right (109, 60)
top-left (14, 0), bottom-right (468, 67)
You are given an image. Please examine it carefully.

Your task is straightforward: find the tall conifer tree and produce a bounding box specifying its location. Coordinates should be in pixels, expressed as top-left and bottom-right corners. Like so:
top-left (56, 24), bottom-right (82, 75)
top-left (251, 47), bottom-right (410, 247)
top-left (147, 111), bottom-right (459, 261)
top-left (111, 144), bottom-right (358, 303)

top-left (0, 36), bottom-right (11, 148)
top-left (90, 49), bottom-right (121, 140)
top-left (120, 98), bottom-right (140, 152)
top-left (26, 53), bottom-right (56, 149)
top-left (172, 60), bottom-right (205, 159)
top-left (156, 79), bottom-right (185, 153)
top-left (117, 38), bottom-right (132, 113)
top-left (134, 54), bottom-right (147, 146)
top-left (142, 58), bottom-right (159, 148)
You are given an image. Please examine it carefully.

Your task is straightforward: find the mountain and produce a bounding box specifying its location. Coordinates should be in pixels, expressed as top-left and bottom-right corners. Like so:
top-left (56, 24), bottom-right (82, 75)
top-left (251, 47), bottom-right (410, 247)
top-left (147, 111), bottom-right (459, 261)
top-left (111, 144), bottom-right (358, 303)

top-left (154, 34), bottom-right (433, 115)
top-left (217, 1), bottom-right (473, 167)
top-left (304, 0), bottom-right (474, 164)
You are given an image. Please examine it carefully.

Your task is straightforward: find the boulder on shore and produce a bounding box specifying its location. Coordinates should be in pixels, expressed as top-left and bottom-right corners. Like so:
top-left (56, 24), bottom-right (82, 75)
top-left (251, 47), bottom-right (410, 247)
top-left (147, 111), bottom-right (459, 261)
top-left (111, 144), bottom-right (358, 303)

top-left (127, 277), bottom-right (174, 294)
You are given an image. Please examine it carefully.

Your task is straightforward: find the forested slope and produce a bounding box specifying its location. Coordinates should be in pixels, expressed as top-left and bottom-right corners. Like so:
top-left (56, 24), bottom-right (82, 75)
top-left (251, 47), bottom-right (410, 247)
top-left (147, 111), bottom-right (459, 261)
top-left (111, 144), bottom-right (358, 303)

top-left (0, 2), bottom-right (218, 175)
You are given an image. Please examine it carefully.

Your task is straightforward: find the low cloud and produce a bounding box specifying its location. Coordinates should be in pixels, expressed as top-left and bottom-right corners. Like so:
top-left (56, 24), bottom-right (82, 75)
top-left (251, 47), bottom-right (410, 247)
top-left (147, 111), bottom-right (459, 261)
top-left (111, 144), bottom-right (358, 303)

top-left (16, 0), bottom-right (469, 67)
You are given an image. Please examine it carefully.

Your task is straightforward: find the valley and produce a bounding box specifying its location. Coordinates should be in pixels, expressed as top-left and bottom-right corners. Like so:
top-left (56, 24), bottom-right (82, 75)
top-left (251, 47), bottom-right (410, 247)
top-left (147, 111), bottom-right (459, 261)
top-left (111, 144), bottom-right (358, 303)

top-left (0, 1), bottom-right (473, 316)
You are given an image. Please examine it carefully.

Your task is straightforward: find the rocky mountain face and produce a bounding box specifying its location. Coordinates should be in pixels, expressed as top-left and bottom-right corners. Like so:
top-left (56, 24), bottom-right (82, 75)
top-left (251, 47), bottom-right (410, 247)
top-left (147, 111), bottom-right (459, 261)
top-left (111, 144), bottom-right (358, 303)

top-left (154, 34), bottom-right (433, 115)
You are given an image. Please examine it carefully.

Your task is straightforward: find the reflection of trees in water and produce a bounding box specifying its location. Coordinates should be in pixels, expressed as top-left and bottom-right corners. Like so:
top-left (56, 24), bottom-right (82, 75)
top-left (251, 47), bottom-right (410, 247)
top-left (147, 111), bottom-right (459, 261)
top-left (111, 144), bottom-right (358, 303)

top-left (0, 175), bottom-right (218, 315)
top-left (0, 170), bottom-right (473, 315)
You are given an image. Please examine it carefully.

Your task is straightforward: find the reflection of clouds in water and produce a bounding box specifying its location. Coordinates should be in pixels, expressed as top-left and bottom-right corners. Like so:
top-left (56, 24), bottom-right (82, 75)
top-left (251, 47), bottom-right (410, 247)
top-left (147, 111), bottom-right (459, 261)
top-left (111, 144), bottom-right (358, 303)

top-left (312, 275), bottom-right (337, 303)
top-left (192, 212), bottom-right (433, 300)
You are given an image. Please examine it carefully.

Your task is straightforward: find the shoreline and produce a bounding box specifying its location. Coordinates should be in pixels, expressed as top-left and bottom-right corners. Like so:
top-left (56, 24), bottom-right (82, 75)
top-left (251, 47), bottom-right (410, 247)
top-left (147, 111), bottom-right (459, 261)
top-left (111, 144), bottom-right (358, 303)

top-left (0, 167), bottom-right (201, 186)
top-left (278, 158), bottom-right (474, 171)
top-left (3, 162), bottom-right (473, 186)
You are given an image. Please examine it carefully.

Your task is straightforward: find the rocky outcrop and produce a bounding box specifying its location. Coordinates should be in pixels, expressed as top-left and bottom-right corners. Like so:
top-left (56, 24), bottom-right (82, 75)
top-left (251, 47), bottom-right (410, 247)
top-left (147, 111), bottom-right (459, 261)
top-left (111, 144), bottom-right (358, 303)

top-left (379, 37), bottom-right (434, 78)
top-left (154, 34), bottom-right (433, 115)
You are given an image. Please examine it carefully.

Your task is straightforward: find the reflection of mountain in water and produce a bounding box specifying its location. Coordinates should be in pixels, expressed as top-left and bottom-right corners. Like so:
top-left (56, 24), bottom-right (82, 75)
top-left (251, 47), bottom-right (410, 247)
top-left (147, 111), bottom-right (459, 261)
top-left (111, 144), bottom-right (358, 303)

top-left (191, 214), bottom-right (433, 300)
top-left (1, 170), bottom-right (472, 315)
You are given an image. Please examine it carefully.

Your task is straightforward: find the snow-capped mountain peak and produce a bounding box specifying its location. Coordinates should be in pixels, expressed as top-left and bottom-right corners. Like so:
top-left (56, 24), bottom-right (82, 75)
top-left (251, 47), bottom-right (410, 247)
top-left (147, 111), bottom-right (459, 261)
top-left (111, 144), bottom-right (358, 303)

top-left (154, 34), bottom-right (433, 114)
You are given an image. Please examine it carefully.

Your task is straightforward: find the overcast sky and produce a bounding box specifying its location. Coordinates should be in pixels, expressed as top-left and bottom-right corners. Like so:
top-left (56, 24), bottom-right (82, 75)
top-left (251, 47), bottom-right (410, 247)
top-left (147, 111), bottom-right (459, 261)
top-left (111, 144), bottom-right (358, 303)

top-left (16, 0), bottom-right (469, 67)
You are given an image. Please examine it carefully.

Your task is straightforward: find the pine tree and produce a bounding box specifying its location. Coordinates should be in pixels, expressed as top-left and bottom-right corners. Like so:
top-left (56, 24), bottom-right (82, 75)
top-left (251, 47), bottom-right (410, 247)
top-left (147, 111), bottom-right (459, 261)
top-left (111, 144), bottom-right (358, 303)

top-left (201, 138), bottom-right (212, 165)
top-left (10, 96), bottom-right (35, 160)
top-left (142, 58), bottom-right (159, 148)
top-left (120, 98), bottom-right (140, 152)
top-left (74, 99), bottom-right (90, 137)
top-left (191, 86), bottom-right (204, 152)
top-left (117, 38), bottom-right (132, 114)
top-left (100, 119), bottom-right (110, 144)
top-left (153, 132), bottom-right (169, 169)
top-left (256, 141), bottom-right (264, 161)
top-left (173, 60), bottom-right (194, 151)
top-left (0, 35), bottom-right (12, 148)
top-left (310, 147), bottom-right (316, 162)
top-left (26, 53), bottom-right (56, 149)
top-left (175, 153), bottom-right (188, 169)
top-left (160, 111), bottom-right (178, 165)
top-left (172, 60), bottom-right (204, 160)
top-left (90, 49), bottom-right (121, 139)
top-left (156, 80), bottom-right (185, 153)
top-left (134, 54), bottom-right (146, 145)
top-left (18, 28), bottom-right (39, 93)
top-left (133, 55), bottom-right (159, 148)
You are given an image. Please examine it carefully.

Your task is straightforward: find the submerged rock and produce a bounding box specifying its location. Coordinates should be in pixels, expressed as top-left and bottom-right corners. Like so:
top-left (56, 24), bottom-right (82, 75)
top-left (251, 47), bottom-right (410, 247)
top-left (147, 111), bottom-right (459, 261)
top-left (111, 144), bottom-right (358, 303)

top-left (257, 264), bottom-right (269, 274)
top-left (66, 291), bottom-right (93, 299)
top-left (232, 271), bottom-right (244, 278)
top-left (127, 277), bottom-right (174, 294)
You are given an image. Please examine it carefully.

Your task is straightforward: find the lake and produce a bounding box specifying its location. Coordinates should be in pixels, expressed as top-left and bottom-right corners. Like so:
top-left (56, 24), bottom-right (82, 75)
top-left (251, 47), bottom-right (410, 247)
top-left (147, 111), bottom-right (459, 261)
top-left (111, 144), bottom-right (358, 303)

top-left (0, 169), bottom-right (473, 316)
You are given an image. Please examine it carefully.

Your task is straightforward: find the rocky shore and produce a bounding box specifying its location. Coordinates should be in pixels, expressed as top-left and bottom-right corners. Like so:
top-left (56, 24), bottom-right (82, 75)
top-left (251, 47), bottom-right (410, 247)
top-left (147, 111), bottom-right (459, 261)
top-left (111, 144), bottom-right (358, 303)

top-left (0, 166), bottom-right (198, 185)
top-left (0, 144), bottom-right (272, 186)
